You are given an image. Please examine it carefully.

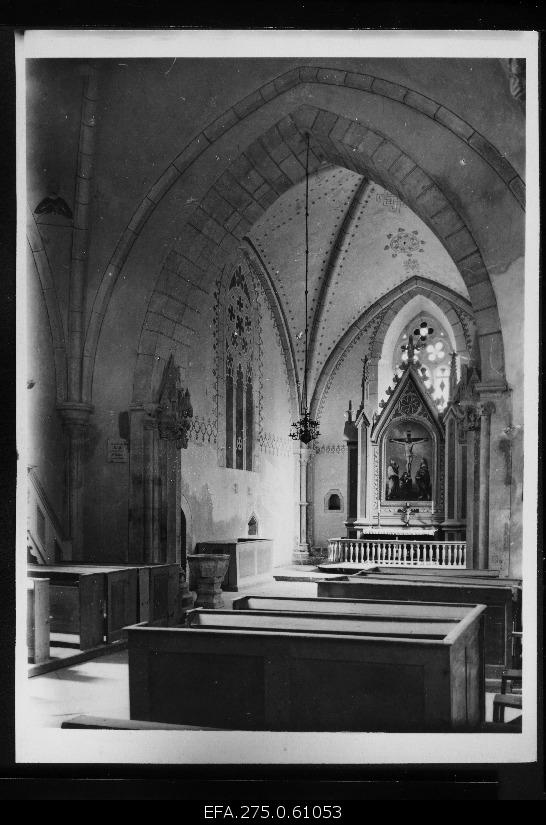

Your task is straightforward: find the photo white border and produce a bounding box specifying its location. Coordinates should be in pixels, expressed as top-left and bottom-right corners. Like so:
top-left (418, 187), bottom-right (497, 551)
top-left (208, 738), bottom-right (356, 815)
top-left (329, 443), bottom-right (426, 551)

top-left (15, 28), bottom-right (539, 766)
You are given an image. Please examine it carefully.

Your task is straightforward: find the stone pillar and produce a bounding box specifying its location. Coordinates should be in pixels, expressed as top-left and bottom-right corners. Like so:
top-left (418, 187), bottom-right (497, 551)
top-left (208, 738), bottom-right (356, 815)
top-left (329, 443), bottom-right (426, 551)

top-left (165, 439), bottom-right (179, 564)
top-left (143, 416), bottom-right (160, 563)
top-left (57, 402), bottom-right (93, 561)
top-left (128, 405), bottom-right (150, 564)
top-left (128, 404), bottom-right (158, 564)
top-left (460, 404), bottom-right (480, 568)
top-left (356, 411), bottom-right (370, 525)
top-left (476, 386), bottom-right (513, 575)
top-left (343, 402), bottom-right (358, 536)
top-left (293, 444), bottom-right (313, 563)
top-left (466, 426), bottom-right (480, 567)
top-left (477, 401), bottom-right (494, 569)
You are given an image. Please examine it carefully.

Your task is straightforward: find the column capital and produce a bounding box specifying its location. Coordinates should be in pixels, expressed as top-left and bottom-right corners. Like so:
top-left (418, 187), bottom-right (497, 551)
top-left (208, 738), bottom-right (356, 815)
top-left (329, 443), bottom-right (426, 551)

top-left (475, 381), bottom-right (510, 398)
top-left (129, 402), bottom-right (160, 417)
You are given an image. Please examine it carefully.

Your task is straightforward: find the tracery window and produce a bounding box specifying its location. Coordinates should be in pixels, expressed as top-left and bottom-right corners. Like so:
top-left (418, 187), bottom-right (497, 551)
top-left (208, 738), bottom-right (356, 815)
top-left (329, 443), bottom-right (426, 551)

top-left (225, 266), bottom-right (255, 470)
top-left (394, 318), bottom-right (452, 412)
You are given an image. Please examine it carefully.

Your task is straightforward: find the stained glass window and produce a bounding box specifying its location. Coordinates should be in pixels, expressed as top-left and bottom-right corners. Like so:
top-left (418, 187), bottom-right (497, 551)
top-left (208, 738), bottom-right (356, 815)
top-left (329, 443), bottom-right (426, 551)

top-left (393, 317), bottom-right (452, 412)
top-left (225, 266), bottom-right (255, 470)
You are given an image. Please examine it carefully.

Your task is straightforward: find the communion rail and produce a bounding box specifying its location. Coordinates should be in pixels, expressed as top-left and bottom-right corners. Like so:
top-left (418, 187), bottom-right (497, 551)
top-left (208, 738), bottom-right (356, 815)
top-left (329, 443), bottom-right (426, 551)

top-left (328, 538), bottom-right (466, 568)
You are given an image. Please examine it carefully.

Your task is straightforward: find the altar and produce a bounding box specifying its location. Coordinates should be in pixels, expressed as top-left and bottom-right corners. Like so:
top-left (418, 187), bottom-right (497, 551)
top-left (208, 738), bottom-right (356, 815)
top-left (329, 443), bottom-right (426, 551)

top-left (343, 346), bottom-right (447, 547)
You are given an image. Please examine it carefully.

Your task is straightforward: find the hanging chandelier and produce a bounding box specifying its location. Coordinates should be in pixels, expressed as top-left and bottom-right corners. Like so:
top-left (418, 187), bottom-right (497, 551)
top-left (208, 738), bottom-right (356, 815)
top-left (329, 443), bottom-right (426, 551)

top-left (289, 133), bottom-right (320, 446)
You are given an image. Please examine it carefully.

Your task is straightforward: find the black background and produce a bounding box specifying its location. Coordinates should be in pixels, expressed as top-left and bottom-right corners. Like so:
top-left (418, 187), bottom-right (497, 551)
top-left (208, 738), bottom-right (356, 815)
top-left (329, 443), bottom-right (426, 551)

top-left (0, 3), bottom-right (543, 802)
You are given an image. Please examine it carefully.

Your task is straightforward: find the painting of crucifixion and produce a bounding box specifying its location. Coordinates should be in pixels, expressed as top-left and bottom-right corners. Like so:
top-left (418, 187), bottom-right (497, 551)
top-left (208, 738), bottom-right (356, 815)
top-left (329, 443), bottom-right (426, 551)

top-left (384, 422), bottom-right (433, 501)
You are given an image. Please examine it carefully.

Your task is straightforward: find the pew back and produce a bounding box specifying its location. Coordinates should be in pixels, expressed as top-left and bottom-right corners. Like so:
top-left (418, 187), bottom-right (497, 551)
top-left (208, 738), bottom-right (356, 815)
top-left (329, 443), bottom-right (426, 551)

top-left (186, 608), bottom-right (461, 638)
top-left (127, 601), bottom-right (485, 732)
top-left (232, 594), bottom-right (471, 619)
top-left (317, 577), bottom-right (520, 679)
top-left (28, 564), bottom-right (137, 648)
top-left (28, 562), bottom-right (180, 648)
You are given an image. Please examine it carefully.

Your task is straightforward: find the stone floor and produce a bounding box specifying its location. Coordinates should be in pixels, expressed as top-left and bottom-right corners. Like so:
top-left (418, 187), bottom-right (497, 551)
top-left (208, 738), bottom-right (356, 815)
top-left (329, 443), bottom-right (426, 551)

top-left (25, 574), bottom-right (521, 729)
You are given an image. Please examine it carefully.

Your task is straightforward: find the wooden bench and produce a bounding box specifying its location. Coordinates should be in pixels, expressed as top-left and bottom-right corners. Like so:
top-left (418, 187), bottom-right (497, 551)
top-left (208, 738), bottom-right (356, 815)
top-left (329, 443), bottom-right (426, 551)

top-left (28, 564), bottom-right (138, 649)
top-left (54, 561), bottom-right (180, 624)
top-left (28, 563), bottom-right (181, 650)
top-left (232, 594), bottom-right (472, 620)
top-left (127, 602), bottom-right (485, 732)
top-left (27, 577), bottom-right (50, 664)
top-left (317, 574), bottom-right (521, 679)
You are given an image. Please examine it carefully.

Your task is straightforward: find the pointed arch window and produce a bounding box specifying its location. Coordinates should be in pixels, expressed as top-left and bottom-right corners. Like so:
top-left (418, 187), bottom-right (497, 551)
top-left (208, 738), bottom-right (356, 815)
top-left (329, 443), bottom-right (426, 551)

top-left (224, 266), bottom-right (255, 470)
top-left (394, 317), bottom-right (452, 412)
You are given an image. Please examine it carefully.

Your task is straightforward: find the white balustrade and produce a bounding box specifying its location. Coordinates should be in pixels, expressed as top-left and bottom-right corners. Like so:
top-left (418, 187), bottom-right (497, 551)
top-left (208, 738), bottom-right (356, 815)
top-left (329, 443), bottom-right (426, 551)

top-left (327, 538), bottom-right (466, 568)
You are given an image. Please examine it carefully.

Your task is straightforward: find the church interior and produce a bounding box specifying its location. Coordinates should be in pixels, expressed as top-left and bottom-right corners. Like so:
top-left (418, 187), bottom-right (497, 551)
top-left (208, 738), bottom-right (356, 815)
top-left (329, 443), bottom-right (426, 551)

top-left (23, 55), bottom-right (528, 736)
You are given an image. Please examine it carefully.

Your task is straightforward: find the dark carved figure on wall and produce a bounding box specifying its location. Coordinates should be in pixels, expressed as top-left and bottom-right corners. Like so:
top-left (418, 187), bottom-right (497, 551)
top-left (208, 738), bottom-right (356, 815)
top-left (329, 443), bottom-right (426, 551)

top-left (386, 459), bottom-right (400, 499)
top-left (158, 386), bottom-right (193, 449)
top-left (361, 354), bottom-right (370, 404)
top-left (462, 405), bottom-right (480, 432)
top-left (157, 359), bottom-right (194, 449)
top-left (415, 458), bottom-right (431, 500)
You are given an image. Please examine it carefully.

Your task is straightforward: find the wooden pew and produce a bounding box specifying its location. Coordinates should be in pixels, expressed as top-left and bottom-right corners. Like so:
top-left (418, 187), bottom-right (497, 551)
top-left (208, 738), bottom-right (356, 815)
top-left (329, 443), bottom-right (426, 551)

top-left (127, 602), bottom-right (485, 732)
top-left (317, 575), bottom-right (521, 679)
top-left (28, 564), bottom-right (138, 649)
top-left (136, 564), bottom-right (179, 624)
top-left (53, 561), bottom-right (180, 624)
top-left (232, 594), bottom-right (471, 619)
top-left (27, 577), bottom-right (50, 664)
top-left (187, 606), bottom-right (471, 637)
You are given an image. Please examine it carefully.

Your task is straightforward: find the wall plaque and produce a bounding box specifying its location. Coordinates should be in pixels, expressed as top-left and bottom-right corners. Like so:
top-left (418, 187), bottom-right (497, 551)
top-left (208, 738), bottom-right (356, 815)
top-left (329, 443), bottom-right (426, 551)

top-left (107, 438), bottom-right (128, 463)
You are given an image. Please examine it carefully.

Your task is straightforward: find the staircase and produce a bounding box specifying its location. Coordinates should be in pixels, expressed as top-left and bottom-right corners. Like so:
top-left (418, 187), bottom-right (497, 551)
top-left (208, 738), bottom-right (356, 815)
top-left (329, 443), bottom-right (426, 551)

top-left (26, 467), bottom-right (71, 563)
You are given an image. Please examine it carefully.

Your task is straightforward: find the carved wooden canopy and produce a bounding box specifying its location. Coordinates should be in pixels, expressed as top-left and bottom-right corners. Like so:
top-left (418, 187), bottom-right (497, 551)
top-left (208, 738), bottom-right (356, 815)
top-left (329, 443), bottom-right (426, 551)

top-left (370, 362), bottom-right (444, 445)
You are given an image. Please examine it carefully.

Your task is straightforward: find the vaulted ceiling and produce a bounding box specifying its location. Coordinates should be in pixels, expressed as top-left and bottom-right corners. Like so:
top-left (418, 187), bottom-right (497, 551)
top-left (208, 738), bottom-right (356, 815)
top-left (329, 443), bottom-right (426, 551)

top-left (247, 168), bottom-right (469, 394)
top-left (26, 57), bottom-right (525, 414)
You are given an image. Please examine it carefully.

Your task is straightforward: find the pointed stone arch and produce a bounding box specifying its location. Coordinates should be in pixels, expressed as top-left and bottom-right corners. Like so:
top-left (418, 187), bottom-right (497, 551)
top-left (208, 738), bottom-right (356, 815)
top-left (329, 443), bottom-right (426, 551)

top-left (27, 211), bottom-right (68, 404)
top-left (311, 276), bottom-right (475, 421)
top-left (86, 87), bottom-right (514, 401)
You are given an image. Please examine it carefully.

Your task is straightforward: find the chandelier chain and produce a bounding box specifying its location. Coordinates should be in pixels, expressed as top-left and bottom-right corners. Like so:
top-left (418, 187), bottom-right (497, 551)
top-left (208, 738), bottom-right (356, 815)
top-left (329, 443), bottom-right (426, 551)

top-left (288, 131), bottom-right (320, 445)
top-left (303, 131), bottom-right (310, 415)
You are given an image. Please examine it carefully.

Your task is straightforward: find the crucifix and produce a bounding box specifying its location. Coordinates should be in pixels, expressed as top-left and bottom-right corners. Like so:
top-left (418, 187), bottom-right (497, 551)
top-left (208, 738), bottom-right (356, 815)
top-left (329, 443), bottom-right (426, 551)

top-left (398, 502), bottom-right (419, 527)
top-left (388, 429), bottom-right (429, 475)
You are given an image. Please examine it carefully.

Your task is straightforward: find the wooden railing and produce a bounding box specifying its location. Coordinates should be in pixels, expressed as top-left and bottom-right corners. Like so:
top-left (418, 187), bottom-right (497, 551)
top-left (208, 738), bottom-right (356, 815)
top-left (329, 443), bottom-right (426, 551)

top-left (27, 468), bottom-right (71, 563)
top-left (328, 538), bottom-right (466, 568)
